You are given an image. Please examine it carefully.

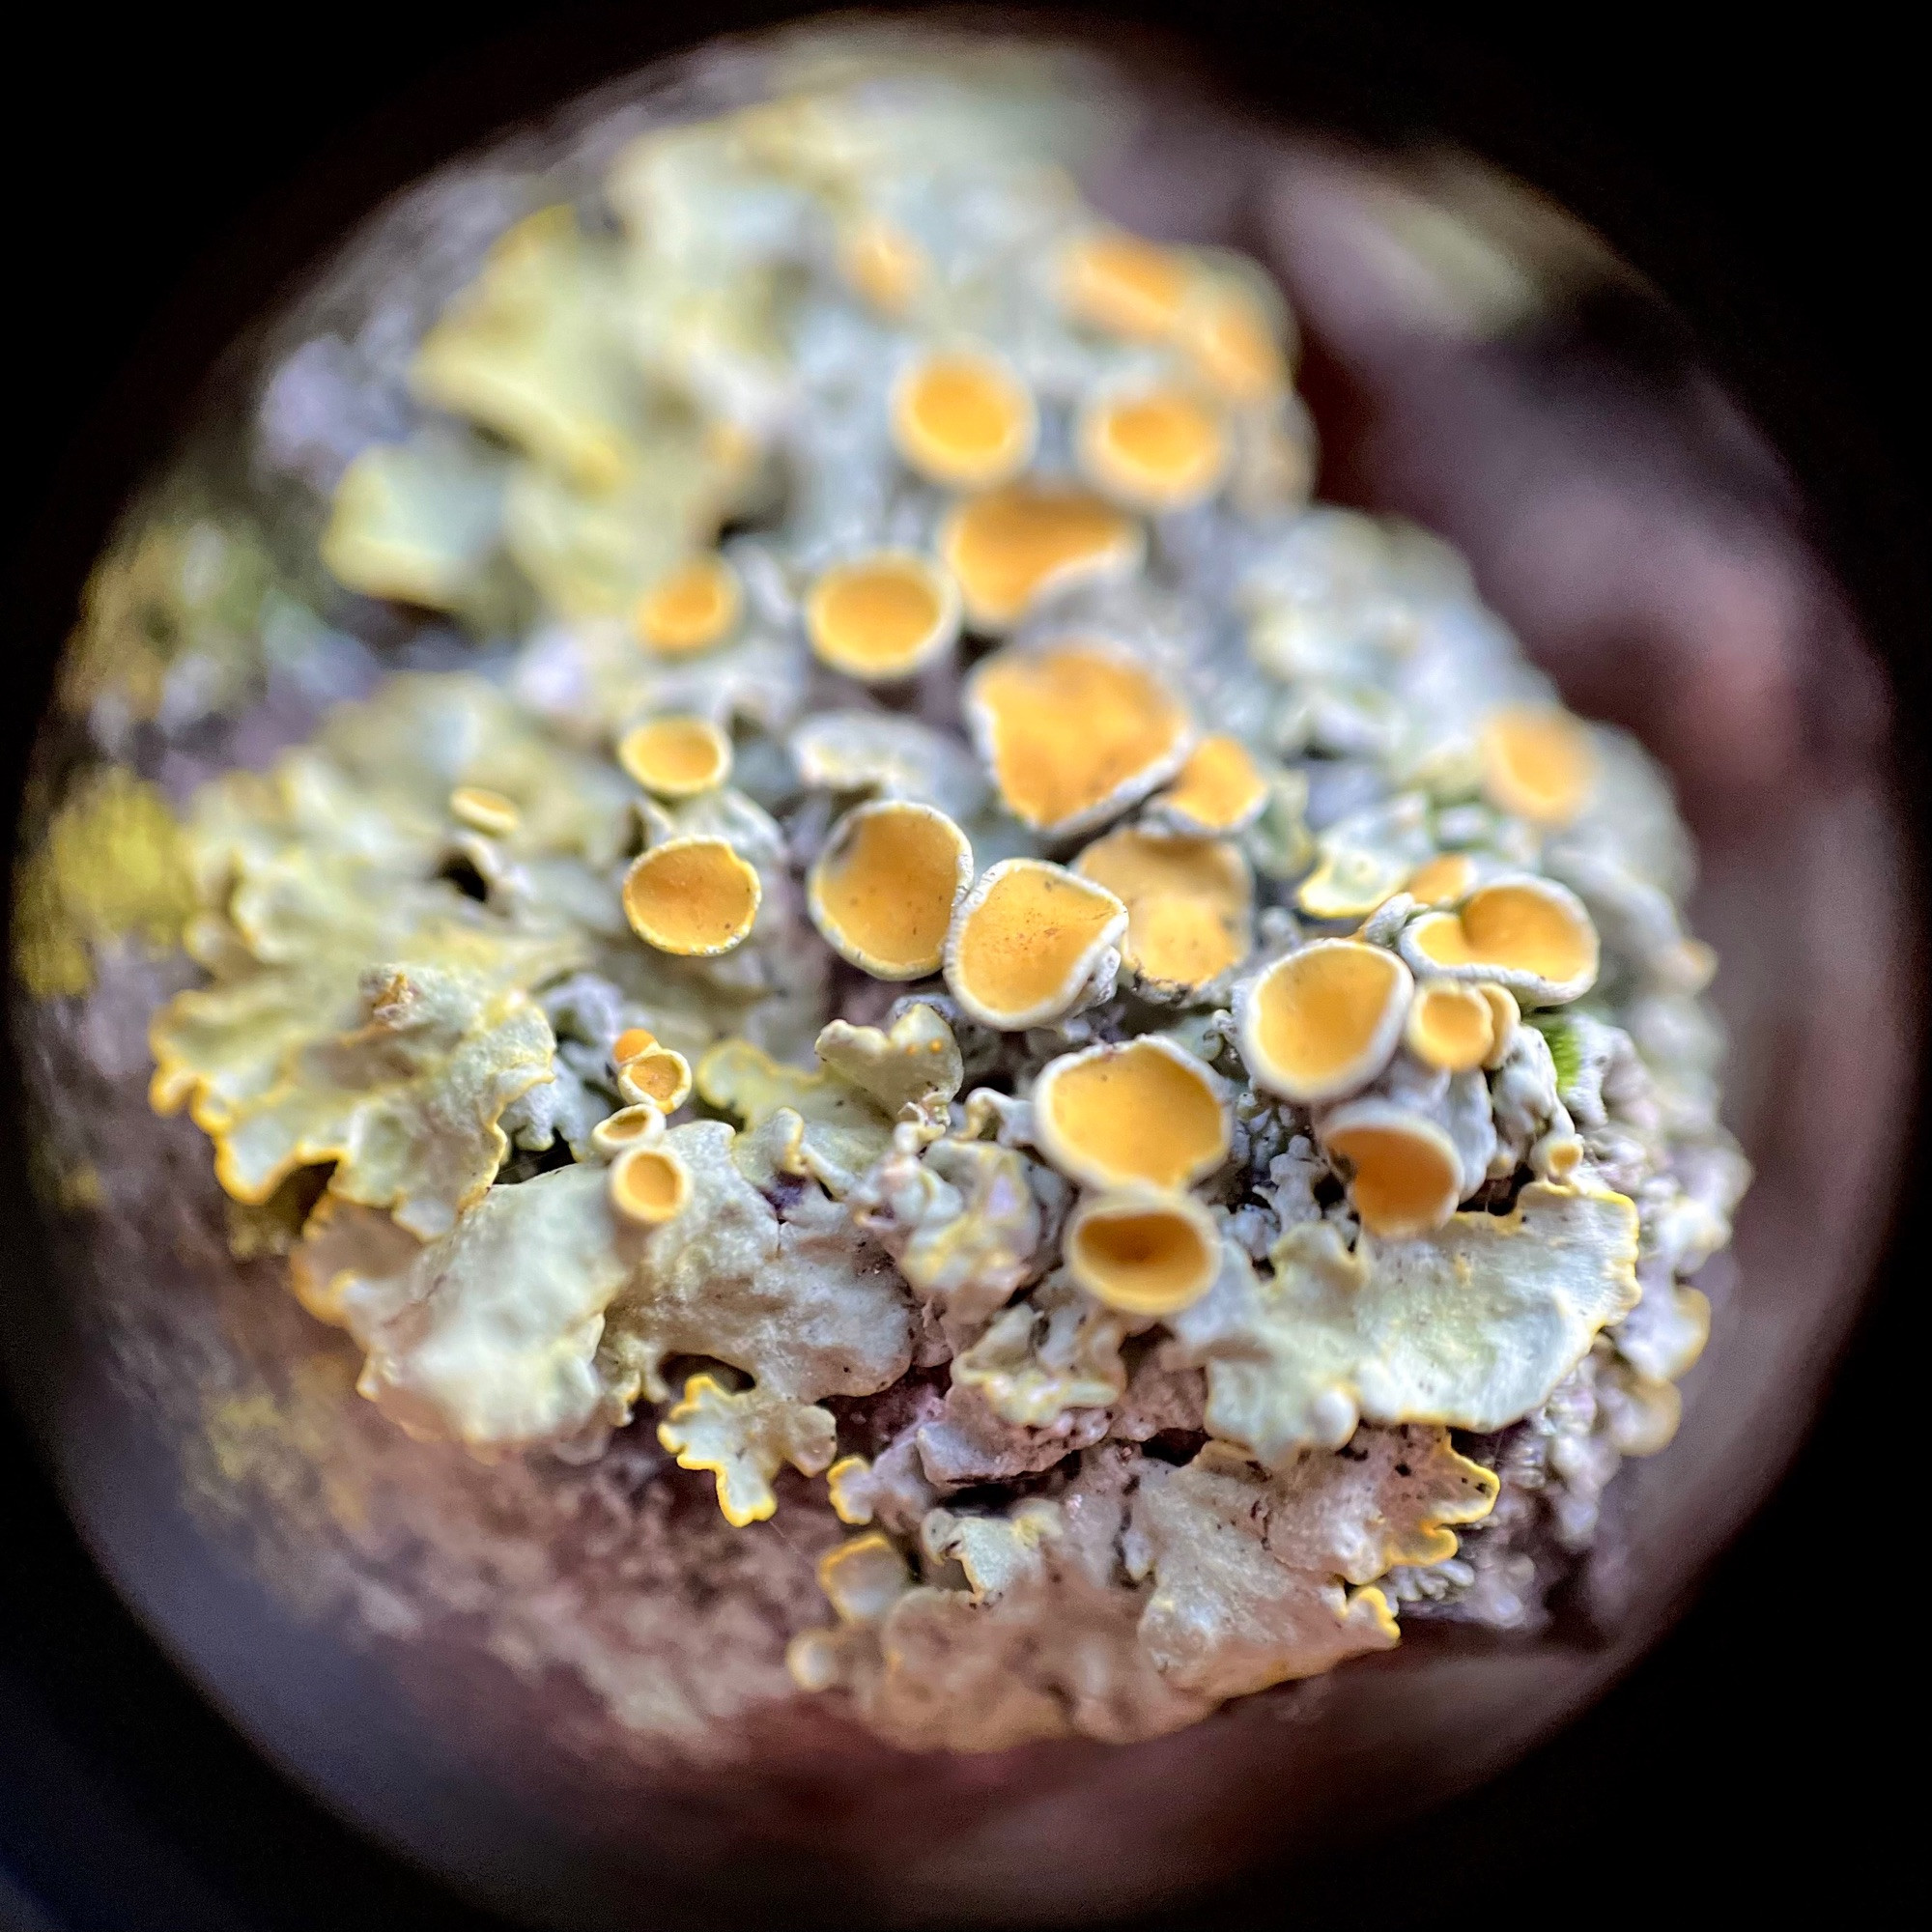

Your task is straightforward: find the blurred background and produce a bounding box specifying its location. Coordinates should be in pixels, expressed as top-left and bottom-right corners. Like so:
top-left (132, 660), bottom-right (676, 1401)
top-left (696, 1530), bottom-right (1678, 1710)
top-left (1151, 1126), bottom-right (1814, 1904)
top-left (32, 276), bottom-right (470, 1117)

top-left (2, 4), bottom-right (1921, 1927)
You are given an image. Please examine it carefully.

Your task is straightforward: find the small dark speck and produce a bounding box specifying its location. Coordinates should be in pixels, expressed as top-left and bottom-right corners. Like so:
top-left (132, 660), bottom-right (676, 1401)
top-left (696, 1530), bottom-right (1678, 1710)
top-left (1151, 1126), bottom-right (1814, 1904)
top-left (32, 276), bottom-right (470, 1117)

top-left (1394, 1463), bottom-right (1411, 1477)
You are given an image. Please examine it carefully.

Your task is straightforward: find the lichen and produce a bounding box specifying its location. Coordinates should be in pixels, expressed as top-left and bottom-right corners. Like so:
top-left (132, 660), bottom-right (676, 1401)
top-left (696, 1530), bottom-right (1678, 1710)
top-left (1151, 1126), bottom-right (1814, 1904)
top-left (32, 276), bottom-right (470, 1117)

top-left (31, 44), bottom-right (1747, 1753)
top-left (178, 961), bottom-right (554, 1236)
top-left (1126, 1427), bottom-right (1496, 1700)
top-left (346, 1160), bottom-right (633, 1446)
top-left (1168, 1185), bottom-right (1640, 1462)
top-left (13, 767), bottom-right (196, 997)
top-left (696, 1036), bottom-right (898, 1197)
top-left (790, 1424), bottom-right (1492, 1747)
top-left (657, 1373), bottom-right (838, 1525)
top-left (56, 512), bottom-right (275, 728)
top-left (598, 1122), bottom-right (915, 1408)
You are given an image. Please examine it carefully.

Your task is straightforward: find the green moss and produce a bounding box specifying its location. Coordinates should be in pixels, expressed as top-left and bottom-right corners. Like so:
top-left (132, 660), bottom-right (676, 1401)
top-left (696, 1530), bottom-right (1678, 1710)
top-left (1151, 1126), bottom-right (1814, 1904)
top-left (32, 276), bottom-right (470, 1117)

top-left (1528, 1012), bottom-right (1582, 1093)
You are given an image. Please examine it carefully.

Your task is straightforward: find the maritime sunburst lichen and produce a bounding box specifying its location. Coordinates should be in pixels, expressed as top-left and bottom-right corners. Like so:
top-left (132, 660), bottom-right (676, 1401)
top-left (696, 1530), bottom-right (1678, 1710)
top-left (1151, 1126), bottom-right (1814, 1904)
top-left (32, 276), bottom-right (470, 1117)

top-left (1032, 1036), bottom-right (1231, 1193)
top-left (939, 484), bottom-right (1143, 632)
top-left (808, 800), bottom-right (973, 980)
top-left (943, 859), bottom-right (1127, 1030)
top-left (965, 639), bottom-right (1191, 838)
top-left (12, 44), bottom-right (1748, 1758)
top-left (890, 348), bottom-right (1037, 491)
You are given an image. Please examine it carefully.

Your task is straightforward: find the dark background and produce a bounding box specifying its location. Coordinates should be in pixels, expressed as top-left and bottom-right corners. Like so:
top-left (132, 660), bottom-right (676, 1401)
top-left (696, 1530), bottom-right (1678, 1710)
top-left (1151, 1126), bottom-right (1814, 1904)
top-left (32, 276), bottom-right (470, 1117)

top-left (2, 4), bottom-right (1919, 1926)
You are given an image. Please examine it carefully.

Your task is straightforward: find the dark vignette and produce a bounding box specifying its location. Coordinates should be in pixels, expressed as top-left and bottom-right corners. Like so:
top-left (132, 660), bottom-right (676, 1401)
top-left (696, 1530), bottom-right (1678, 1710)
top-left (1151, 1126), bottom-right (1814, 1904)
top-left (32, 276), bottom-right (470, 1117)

top-left (1, 5), bottom-right (1919, 1926)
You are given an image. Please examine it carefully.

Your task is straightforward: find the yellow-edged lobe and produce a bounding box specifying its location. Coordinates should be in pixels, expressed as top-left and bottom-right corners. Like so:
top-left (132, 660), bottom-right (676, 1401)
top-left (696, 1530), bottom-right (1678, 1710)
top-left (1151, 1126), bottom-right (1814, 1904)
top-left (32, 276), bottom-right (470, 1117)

top-left (825, 1454), bottom-right (874, 1526)
top-left (817, 1531), bottom-right (911, 1623)
top-left (448, 784), bottom-right (521, 838)
top-left (654, 1373), bottom-right (824, 1528)
top-left (1350, 1585), bottom-right (1402, 1644)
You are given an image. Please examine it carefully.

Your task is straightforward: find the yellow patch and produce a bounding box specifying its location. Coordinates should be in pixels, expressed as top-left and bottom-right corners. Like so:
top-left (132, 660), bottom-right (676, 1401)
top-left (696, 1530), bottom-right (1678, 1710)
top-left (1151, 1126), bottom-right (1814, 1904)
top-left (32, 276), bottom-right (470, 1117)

top-left (1061, 230), bottom-right (1192, 338)
top-left (806, 553), bottom-right (958, 680)
top-left (967, 640), bottom-right (1189, 835)
top-left (1478, 707), bottom-right (1597, 826)
top-left (634, 554), bottom-right (742, 656)
top-left (13, 766), bottom-right (195, 999)
top-left (1033, 1036), bottom-right (1230, 1191)
top-left (1155, 735), bottom-right (1268, 833)
top-left (1405, 877), bottom-right (1598, 1001)
top-left (809, 800), bottom-right (972, 980)
top-left (1240, 940), bottom-right (1412, 1102)
top-left (611, 1026), bottom-right (657, 1065)
top-left (448, 784), bottom-right (521, 837)
top-left (1074, 828), bottom-right (1252, 990)
top-left (609, 1142), bottom-right (693, 1224)
top-left (839, 216), bottom-right (927, 316)
top-left (1065, 1191), bottom-right (1219, 1315)
top-left (1323, 1106), bottom-right (1463, 1239)
top-left (891, 349), bottom-right (1037, 489)
top-left (617, 1045), bottom-right (693, 1113)
top-left (1405, 980), bottom-right (1494, 1072)
top-left (617, 716), bottom-right (733, 797)
top-left (1406, 851), bottom-right (1477, 907)
top-left (945, 859), bottom-right (1126, 1030)
top-left (1078, 385), bottom-right (1229, 511)
top-left (1181, 281), bottom-right (1289, 401)
top-left (621, 838), bottom-right (762, 955)
top-left (938, 484), bottom-right (1142, 630)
